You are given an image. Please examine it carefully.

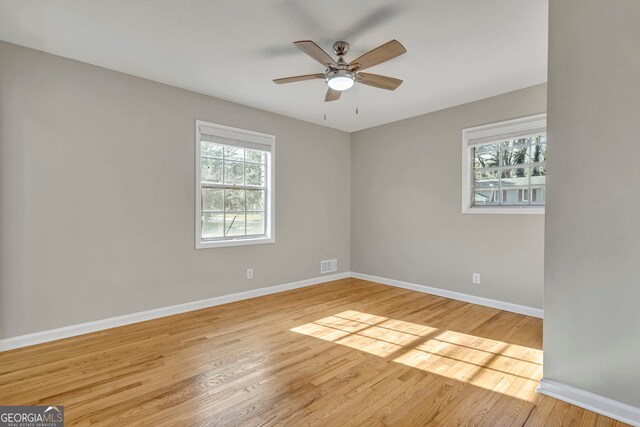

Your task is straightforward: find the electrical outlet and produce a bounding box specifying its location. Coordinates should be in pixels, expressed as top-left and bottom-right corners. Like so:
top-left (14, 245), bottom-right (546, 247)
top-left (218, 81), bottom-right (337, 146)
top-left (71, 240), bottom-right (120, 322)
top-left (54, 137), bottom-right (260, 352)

top-left (246, 268), bottom-right (253, 279)
top-left (320, 259), bottom-right (337, 274)
top-left (472, 273), bottom-right (480, 284)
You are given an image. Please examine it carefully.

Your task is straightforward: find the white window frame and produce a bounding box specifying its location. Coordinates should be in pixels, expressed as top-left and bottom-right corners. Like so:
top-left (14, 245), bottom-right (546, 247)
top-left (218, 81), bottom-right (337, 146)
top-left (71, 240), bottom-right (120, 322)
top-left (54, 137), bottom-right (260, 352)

top-left (195, 120), bottom-right (275, 248)
top-left (461, 114), bottom-right (546, 214)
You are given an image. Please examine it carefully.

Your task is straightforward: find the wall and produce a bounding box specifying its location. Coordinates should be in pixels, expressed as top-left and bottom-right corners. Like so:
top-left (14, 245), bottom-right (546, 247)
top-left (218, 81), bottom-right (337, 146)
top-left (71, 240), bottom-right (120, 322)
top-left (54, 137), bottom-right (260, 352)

top-left (544, 0), bottom-right (640, 407)
top-left (351, 84), bottom-right (547, 309)
top-left (0, 41), bottom-right (351, 339)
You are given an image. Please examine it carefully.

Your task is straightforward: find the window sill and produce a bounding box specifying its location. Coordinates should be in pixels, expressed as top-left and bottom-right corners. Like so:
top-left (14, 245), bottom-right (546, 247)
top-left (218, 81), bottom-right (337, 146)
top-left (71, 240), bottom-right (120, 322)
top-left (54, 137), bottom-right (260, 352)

top-left (196, 237), bottom-right (275, 249)
top-left (462, 206), bottom-right (545, 215)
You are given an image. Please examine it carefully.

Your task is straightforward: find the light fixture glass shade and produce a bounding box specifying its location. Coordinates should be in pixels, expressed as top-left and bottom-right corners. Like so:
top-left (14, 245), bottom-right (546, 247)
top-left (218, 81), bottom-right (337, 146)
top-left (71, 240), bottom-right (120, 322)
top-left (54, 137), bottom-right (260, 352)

top-left (328, 76), bottom-right (355, 91)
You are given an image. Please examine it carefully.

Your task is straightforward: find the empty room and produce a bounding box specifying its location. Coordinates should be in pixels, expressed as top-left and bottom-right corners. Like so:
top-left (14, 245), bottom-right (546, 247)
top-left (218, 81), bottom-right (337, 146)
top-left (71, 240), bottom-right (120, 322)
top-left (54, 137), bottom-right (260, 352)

top-left (1, 1), bottom-right (639, 426)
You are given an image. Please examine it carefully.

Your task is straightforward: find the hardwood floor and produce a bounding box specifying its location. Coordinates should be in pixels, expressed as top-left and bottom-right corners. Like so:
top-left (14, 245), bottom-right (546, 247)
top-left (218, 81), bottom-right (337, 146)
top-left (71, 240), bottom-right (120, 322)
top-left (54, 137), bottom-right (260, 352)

top-left (0, 278), bottom-right (629, 426)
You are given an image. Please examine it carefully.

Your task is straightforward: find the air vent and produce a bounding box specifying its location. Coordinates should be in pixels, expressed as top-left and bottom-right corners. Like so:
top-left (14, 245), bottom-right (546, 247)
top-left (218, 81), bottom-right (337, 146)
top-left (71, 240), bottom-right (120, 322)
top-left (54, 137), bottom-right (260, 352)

top-left (320, 259), bottom-right (338, 274)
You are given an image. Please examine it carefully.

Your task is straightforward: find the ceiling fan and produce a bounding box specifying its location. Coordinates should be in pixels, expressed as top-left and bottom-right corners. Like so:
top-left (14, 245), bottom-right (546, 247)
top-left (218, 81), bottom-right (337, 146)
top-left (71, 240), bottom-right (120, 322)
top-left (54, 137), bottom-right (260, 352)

top-left (273, 39), bottom-right (406, 102)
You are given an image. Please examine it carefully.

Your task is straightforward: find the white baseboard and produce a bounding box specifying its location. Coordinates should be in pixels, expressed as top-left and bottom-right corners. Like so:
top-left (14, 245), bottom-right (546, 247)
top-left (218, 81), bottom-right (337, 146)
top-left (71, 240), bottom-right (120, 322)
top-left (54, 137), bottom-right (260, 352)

top-left (0, 271), bottom-right (543, 352)
top-left (537, 378), bottom-right (640, 426)
top-left (0, 272), bottom-right (350, 352)
top-left (350, 272), bottom-right (543, 318)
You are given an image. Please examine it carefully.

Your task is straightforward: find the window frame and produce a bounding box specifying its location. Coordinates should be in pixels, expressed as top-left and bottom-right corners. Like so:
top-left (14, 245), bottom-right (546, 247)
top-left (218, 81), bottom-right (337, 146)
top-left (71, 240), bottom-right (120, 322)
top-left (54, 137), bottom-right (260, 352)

top-left (195, 120), bottom-right (275, 249)
top-left (461, 114), bottom-right (547, 215)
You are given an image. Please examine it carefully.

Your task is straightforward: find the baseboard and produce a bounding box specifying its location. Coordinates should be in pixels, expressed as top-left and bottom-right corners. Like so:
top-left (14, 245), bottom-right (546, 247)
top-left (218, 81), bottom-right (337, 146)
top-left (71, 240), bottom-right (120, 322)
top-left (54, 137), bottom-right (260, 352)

top-left (0, 271), bottom-right (543, 352)
top-left (350, 272), bottom-right (543, 318)
top-left (0, 272), bottom-right (350, 352)
top-left (537, 378), bottom-right (640, 426)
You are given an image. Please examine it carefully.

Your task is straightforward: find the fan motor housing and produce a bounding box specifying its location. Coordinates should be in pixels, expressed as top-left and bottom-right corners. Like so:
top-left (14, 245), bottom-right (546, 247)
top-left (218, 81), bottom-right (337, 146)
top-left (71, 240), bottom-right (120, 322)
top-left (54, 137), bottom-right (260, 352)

top-left (325, 68), bottom-right (356, 82)
top-left (333, 41), bottom-right (350, 56)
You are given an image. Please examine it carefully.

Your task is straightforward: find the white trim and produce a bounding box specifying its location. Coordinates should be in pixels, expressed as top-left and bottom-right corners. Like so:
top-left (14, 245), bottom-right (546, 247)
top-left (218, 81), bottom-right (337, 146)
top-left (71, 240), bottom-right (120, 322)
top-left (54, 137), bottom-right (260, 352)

top-left (537, 378), bottom-right (640, 426)
top-left (465, 206), bottom-right (545, 215)
top-left (0, 272), bottom-right (349, 352)
top-left (350, 272), bottom-right (543, 318)
top-left (197, 236), bottom-right (275, 249)
top-left (461, 113), bottom-right (547, 215)
top-left (198, 122), bottom-right (274, 147)
top-left (195, 120), bottom-right (275, 249)
top-left (463, 114), bottom-right (547, 145)
top-left (0, 272), bottom-right (545, 352)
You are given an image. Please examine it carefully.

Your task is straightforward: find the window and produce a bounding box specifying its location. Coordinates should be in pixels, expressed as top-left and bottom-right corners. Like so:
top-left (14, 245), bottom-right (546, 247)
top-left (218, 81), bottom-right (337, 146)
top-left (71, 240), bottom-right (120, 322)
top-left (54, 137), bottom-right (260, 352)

top-left (462, 114), bottom-right (546, 214)
top-left (195, 121), bottom-right (275, 248)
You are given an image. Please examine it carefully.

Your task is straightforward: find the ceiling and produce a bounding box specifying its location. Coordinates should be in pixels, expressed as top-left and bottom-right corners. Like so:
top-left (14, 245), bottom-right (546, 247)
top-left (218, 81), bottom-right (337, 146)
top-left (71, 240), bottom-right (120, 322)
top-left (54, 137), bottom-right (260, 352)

top-left (0, 0), bottom-right (548, 132)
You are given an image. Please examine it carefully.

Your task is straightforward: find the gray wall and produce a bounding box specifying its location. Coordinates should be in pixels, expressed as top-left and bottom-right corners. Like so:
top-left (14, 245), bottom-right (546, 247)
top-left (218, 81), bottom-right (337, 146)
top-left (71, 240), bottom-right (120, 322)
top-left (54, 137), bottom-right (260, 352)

top-left (0, 40), bottom-right (549, 343)
top-left (544, 0), bottom-right (640, 407)
top-left (0, 41), bottom-right (351, 339)
top-left (351, 84), bottom-right (547, 309)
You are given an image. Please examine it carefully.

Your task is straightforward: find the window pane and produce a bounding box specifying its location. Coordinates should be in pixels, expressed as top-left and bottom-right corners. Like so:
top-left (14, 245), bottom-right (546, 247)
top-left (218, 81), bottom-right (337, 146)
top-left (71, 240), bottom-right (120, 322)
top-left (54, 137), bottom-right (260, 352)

top-left (500, 167), bottom-right (529, 206)
top-left (224, 146), bottom-right (244, 161)
top-left (500, 168), bottom-right (528, 188)
top-left (224, 189), bottom-right (245, 211)
top-left (475, 143), bottom-right (501, 152)
top-left (246, 212), bottom-right (265, 235)
top-left (474, 189), bottom-right (499, 205)
top-left (473, 168), bottom-right (499, 206)
top-left (246, 189), bottom-right (265, 211)
top-left (474, 169), bottom-right (499, 189)
top-left (202, 188), bottom-right (223, 211)
top-left (531, 166), bottom-right (546, 176)
top-left (224, 161), bottom-right (244, 185)
top-left (245, 163), bottom-right (265, 186)
top-left (501, 147), bottom-right (530, 166)
top-left (474, 149), bottom-right (499, 169)
top-left (503, 137), bottom-right (531, 149)
top-left (246, 149), bottom-right (265, 163)
top-left (202, 213), bottom-right (223, 238)
top-left (531, 144), bottom-right (546, 163)
top-left (531, 166), bottom-right (546, 205)
top-left (501, 188), bottom-right (530, 205)
top-left (531, 188), bottom-right (546, 205)
top-left (201, 158), bottom-right (223, 183)
top-left (224, 213), bottom-right (245, 236)
top-left (531, 134), bottom-right (546, 144)
top-left (201, 141), bottom-right (223, 158)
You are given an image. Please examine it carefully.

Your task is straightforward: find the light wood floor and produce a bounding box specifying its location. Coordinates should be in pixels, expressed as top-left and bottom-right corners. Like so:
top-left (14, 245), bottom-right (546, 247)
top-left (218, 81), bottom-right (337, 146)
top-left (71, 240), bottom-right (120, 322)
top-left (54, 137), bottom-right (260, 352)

top-left (0, 278), bottom-right (629, 426)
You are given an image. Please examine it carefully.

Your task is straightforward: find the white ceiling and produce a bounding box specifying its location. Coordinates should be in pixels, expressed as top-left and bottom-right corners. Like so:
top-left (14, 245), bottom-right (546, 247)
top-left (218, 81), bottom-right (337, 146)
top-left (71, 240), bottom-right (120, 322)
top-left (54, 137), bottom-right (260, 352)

top-left (0, 0), bottom-right (548, 132)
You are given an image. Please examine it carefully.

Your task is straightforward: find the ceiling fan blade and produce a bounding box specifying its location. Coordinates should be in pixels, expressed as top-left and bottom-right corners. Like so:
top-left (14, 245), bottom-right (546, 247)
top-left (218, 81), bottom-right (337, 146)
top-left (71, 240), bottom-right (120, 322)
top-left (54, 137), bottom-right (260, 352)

top-left (294, 40), bottom-right (338, 68)
top-left (357, 72), bottom-right (403, 90)
top-left (273, 74), bottom-right (325, 84)
top-left (349, 39), bottom-right (406, 71)
top-left (324, 88), bottom-right (341, 102)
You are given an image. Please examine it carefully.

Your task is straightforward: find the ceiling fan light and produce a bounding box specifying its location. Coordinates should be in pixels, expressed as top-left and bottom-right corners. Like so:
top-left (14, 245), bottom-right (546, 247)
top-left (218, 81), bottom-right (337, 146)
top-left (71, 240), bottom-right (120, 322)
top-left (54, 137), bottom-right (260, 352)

top-left (328, 75), bottom-right (355, 91)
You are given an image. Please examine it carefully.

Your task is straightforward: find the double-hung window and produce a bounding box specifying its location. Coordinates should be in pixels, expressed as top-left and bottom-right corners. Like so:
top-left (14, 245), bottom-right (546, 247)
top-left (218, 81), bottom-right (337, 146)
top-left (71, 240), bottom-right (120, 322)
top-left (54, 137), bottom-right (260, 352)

top-left (195, 121), bottom-right (275, 248)
top-left (462, 114), bottom-right (546, 214)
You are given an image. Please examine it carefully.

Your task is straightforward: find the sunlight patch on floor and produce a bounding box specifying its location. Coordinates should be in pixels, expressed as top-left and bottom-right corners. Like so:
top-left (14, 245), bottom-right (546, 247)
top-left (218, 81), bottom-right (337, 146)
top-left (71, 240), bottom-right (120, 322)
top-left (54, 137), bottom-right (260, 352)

top-left (290, 310), bottom-right (542, 402)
